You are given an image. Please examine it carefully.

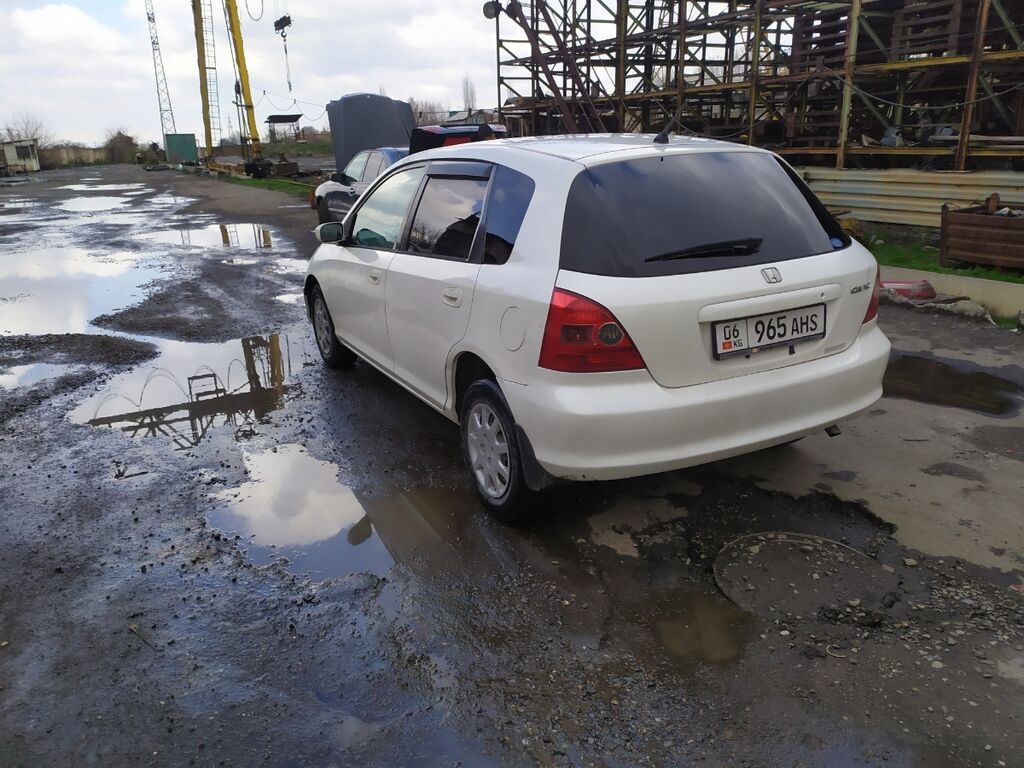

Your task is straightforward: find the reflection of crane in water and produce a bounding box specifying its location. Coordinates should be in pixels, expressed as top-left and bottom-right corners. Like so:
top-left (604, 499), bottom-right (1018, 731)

top-left (176, 223), bottom-right (272, 248)
top-left (88, 334), bottom-right (289, 450)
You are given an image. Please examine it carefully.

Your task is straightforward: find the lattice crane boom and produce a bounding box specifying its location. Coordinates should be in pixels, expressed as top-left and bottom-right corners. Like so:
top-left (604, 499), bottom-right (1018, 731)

top-left (145, 0), bottom-right (177, 143)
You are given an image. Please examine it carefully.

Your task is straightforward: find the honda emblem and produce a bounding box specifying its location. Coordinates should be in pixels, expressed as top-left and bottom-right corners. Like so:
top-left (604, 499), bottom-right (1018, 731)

top-left (761, 267), bottom-right (782, 284)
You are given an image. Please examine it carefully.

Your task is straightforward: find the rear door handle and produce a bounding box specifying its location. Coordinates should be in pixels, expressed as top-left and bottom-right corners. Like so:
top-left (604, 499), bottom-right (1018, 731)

top-left (441, 287), bottom-right (463, 307)
top-left (368, 269), bottom-right (381, 285)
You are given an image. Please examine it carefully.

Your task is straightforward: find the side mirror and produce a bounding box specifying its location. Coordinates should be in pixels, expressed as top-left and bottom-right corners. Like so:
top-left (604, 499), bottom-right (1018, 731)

top-left (314, 222), bottom-right (345, 244)
top-left (329, 172), bottom-right (341, 183)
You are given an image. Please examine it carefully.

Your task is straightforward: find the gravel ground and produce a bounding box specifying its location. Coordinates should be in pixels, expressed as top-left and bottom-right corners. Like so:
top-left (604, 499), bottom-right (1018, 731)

top-left (0, 165), bottom-right (1021, 767)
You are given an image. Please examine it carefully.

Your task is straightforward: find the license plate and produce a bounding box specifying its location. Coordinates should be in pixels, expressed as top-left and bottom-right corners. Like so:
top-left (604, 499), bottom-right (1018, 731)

top-left (712, 304), bottom-right (826, 360)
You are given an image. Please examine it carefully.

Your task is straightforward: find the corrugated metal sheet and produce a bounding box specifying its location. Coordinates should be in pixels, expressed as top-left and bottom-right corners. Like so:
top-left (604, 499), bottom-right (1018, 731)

top-left (797, 168), bottom-right (1024, 228)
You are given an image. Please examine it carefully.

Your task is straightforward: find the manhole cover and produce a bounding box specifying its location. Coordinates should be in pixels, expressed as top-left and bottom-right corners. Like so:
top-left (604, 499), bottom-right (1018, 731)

top-left (714, 532), bottom-right (900, 620)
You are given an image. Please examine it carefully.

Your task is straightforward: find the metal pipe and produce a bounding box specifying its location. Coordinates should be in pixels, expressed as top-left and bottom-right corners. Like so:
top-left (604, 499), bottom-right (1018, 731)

top-left (956, 0), bottom-right (993, 171)
top-left (836, 0), bottom-right (863, 170)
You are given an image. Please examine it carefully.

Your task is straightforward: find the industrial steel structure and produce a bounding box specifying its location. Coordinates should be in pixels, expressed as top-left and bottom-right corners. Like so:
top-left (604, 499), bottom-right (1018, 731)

top-left (145, 0), bottom-right (177, 143)
top-left (494, 0), bottom-right (1024, 169)
top-left (190, 0), bottom-right (263, 165)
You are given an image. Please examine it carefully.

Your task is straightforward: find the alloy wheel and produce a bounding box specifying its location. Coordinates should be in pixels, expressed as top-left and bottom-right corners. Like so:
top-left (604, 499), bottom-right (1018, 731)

top-left (467, 402), bottom-right (510, 499)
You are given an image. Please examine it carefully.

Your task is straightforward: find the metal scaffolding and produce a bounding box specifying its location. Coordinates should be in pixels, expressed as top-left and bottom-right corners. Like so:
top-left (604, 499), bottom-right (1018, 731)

top-left (494, 0), bottom-right (1024, 169)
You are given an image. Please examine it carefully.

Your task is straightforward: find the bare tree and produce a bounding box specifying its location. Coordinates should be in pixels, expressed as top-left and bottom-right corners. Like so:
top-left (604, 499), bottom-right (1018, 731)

top-left (408, 97), bottom-right (449, 126)
top-left (378, 84), bottom-right (388, 96)
top-left (3, 113), bottom-right (54, 147)
top-left (104, 127), bottom-right (137, 164)
top-left (461, 75), bottom-right (477, 112)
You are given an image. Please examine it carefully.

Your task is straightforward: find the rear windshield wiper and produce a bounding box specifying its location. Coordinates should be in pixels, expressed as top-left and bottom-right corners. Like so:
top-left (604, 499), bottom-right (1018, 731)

top-left (644, 237), bottom-right (763, 263)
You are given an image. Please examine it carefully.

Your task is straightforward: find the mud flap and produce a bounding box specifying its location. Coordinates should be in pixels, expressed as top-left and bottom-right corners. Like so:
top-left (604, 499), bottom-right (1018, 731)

top-left (515, 424), bottom-right (556, 492)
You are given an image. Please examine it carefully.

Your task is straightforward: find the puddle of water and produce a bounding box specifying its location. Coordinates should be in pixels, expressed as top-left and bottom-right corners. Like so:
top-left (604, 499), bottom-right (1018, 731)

top-left (140, 223), bottom-right (273, 249)
top-left (0, 247), bottom-right (158, 335)
top-left (883, 352), bottom-right (1023, 416)
top-left (271, 258), bottom-right (307, 274)
top-left (72, 332), bottom-right (314, 448)
top-left (652, 588), bottom-right (756, 665)
top-left (0, 198), bottom-right (39, 211)
top-left (57, 183), bottom-right (146, 192)
top-left (0, 363), bottom-right (78, 390)
top-left (209, 445), bottom-right (395, 577)
top-left (208, 442), bottom-right (476, 579)
top-left (58, 196), bottom-right (131, 212)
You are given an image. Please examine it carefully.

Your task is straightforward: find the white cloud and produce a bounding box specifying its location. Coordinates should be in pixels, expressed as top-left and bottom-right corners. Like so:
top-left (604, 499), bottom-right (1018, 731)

top-left (0, 0), bottom-right (500, 145)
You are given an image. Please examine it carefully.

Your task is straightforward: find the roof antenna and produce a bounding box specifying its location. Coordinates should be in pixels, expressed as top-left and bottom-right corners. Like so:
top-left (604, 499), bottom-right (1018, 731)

top-left (653, 106), bottom-right (684, 144)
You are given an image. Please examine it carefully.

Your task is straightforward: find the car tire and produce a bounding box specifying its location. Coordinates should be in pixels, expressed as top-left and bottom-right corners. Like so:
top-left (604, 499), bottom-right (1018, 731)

top-left (316, 198), bottom-right (332, 224)
top-left (460, 380), bottom-right (535, 523)
top-left (310, 285), bottom-right (356, 369)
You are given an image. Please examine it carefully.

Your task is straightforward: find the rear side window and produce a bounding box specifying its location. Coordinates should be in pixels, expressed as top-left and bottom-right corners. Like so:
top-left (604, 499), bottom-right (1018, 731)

top-left (350, 166), bottom-right (425, 249)
top-left (407, 177), bottom-right (488, 260)
top-left (560, 152), bottom-right (846, 277)
top-left (483, 166), bottom-right (535, 265)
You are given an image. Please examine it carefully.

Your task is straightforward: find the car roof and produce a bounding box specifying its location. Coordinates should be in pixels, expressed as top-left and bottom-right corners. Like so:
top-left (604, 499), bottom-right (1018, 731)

top-left (415, 133), bottom-right (767, 166)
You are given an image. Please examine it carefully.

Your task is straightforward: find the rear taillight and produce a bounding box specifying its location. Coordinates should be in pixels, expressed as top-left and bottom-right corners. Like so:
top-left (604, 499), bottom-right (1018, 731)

top-left (863, 266), bottom-right (881, 324)
top-left (538, 289), bottom-right (646, 373)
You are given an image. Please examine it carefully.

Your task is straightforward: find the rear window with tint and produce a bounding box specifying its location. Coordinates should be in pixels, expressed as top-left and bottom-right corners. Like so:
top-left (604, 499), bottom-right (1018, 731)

top-left (560, 151), bottom-right (847, 277)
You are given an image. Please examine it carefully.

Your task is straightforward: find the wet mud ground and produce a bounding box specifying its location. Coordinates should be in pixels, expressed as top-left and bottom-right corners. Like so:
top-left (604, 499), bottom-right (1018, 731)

top-left (1, 166), bottom-right (1022, 767)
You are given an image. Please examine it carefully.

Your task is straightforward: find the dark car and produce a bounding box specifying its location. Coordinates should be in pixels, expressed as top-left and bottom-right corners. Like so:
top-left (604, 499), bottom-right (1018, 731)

top-left (314, 146), bottom-right (409, 224)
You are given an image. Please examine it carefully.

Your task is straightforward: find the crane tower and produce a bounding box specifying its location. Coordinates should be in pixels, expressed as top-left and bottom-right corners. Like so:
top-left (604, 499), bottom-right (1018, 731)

top-left (145, 0), bottom-right (177, 144)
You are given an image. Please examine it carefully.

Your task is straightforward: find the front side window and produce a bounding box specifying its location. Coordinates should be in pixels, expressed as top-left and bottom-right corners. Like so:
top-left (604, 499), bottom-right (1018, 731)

top-left (349, 166), bottom-right (425, 249)
top-left (343, 152), bottom-right (369, 183)
top-left (483, 165), bottom-right (535, 265)
top-left (407, 177), bottom-right (488, 260)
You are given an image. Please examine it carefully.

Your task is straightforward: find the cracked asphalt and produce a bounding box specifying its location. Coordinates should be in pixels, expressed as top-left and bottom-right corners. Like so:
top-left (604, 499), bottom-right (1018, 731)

top-left (0, 165), bottom-right (1021, 767)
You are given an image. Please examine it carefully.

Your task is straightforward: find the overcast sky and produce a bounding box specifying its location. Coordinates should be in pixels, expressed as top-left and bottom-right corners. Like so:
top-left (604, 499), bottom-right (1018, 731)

top-left (0, 0), bottom-right (500, 146)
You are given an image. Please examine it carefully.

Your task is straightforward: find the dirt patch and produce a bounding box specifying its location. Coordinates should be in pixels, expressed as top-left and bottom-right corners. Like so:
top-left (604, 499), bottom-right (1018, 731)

top-left (0, 333), bottom-right (157, 369)
top-left (92, 259), bottom-right (301, 342)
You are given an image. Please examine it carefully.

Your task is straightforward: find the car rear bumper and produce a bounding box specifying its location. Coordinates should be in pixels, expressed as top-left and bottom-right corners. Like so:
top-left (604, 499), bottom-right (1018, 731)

top-left (502, 323), bottom-right (890, 482)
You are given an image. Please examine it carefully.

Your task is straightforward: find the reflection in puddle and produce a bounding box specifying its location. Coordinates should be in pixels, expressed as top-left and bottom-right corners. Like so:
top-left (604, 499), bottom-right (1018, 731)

top-left (140, 223), bottom-right (273, 249)
top-left (0, 247), bottom-right (158, 335)
top-left (57, 183), bottom-right (147, 192)
top-left (74, 332), bottom-right (311, 449)
top-left (883, 352), bottom-right (1023, 416)
top-left (271, 258), bottom-right (307, 274)
top-left (0, 363), bottom-right (78, 390)
top-left (210, 445), bottom-right (394, 576)
top-left (58, 196), bottom-right (131, 212)
top-left (209, 446), bottom-right (473, 579)
top-left (653, 588), bottom-right (756, 665)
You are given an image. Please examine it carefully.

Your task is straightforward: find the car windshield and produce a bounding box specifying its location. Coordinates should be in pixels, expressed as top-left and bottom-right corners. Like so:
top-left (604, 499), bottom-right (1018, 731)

top-left (559, 151), bottom-right (848, 277)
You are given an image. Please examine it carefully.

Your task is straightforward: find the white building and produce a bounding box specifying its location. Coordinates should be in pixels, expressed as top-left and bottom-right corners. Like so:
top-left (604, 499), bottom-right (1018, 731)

top-left (0, 139), bottom-right (41, 174)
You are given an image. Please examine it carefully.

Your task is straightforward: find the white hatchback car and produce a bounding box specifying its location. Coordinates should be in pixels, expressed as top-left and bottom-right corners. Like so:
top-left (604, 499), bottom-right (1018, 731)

top-left (304, 135), bottom-right (890, 520)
